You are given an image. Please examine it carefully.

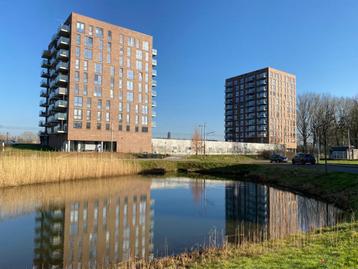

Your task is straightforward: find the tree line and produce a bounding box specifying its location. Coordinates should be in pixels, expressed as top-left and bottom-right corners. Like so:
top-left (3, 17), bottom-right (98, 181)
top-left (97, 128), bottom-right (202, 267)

top-left (297, 93), bottom-right (358, 155)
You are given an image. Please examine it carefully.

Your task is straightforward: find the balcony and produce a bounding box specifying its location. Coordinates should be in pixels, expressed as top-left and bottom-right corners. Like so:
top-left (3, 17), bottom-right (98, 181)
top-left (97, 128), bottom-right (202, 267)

top-left (53, 74), bottom-right (68, 87)
top-left (151, 89), bottom-right (157, 97)
top-left (58, 24), bottom-right (70, 36)
top-left (39, 120), bottom-right (46, 127)
top-left (40, 79), bottom-right (48, 88)
top-left (55, 61), bottom-right (68, 73)
top-left (40, 89), bottom-right (48, 97)
top-left (152, 48), bottom-right (157, 56)
top-left (50, 46), bottom-right (57, 56)
top-left (152, 111), bottom-right (157, 117)
top-left (39, 110), bottom-right (47, 117)
top-left (152, 121), bottom-right (157, 128)
top-left (48, 113), bottom-right (67, 123)
top-left (40, 70), bottom-right (50, 78)
top-left (49, 57), bottom-right (57, 67)
top-left (54, 124), bottom-right (67, 134)
top-left (39, 99), bottom-right (48, 107)
top-left (49, 69), bottom-right (57, 78)
top-left (50, 87), bottom-right (67, 100)
top-left (41, 59), bottom-right (50, 68)
top-left (152, 100), bottom-right (157, 107)
top-left (56, 49), bottom-right (69, 61)
top-left (56, 37), bottom-right (70, 48)
top-left (54, 100), bottom-right (68, 110)
top-left (152, 80), bottom-right (157, 87)
top-left (41, 50), bottom-right (51, 59)
top-left (152, 59), bottom-right (157, 66)
top-left (152, 69), bottom-right (157, 77)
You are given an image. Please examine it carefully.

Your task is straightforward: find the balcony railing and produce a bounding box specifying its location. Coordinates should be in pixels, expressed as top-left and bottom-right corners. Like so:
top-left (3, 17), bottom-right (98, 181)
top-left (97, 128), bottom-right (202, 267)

top-left (151, 89), bottom-right (157, 97)
top-left (54, 124), bottom-right (67, 134)
top-left (39, 110), bottom-right (47, 117)
top-left (56, 36), bottom-right (70, 48)
top-left (49, 113), bottom-right (67, 122)
top-left (152, 59), bottom-right (157, 66)
top-left (58, 24), bottom-right (70, 36)
top-left (152, 121), bottom-right (157, 128)
top-left (41, 50), bottom-right (51, 59)
top-left (56, 49), bottom-right (69, 60)
top-left (39, 120), bottom-right (46, 127)
top-left (40, 89), bottom-right (48, 97)
top-left (54, 100), bottom-right (68, 109)
top-left (55, 61), bottom-right (68, 72)
top-left (152, 80), bottom-right (157, 87)
top-left (53, 74), bottom-right (68, 87)
top-left (50, 87), bottom-right (67, 100)
top-left (41, 59), bottom-right (50, 68)
top-left (41, 70), bottom-right (50, 78)
top-left (152, 111), bottom-right (157, 117)
top-left (39, 99), bottom-right (48, 107)
top-left (152, 100), bottom-right (157, 107)
top-left (152, 48), bottom-right (157, 56)
top-left (152, 69), bottom-right (157, 77)
top-left (40, 79), bottom-right (48, 88)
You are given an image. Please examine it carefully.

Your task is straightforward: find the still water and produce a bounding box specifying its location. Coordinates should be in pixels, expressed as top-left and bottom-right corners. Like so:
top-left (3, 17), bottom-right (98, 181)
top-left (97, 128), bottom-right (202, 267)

top-left (0, 176), bottom-right (345, 268)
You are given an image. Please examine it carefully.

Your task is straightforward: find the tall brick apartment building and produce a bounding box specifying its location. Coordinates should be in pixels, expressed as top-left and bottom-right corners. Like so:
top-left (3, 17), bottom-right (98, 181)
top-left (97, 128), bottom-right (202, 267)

top-left (225, 67), bottom-right (296, 150)
top-left (39, 13), bottom-right (157, 152)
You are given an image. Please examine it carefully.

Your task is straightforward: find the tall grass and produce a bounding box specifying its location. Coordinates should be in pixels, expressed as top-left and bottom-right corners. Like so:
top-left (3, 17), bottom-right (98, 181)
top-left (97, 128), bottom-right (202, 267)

top-left (0, 151), bottom-right (140, 187)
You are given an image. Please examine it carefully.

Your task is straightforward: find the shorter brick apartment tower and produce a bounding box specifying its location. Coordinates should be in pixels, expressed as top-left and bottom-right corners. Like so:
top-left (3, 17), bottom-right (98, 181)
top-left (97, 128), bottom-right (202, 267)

top-left (225, 67), bottom-right (296, 151)
top-left (39, 12), bottom-right (157, 152)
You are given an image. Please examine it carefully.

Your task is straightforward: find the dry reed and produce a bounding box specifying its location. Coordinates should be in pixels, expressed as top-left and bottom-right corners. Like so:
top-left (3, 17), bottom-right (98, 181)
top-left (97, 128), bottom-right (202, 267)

top-left (0, 151), bottom-right (140, 187)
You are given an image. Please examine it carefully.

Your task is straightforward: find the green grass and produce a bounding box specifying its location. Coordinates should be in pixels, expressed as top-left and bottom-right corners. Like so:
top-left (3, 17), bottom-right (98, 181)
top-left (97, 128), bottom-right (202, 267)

top-left (327, 160), bottom-right (358, 165)
top-left (190, 222), bottom-right (358, 269)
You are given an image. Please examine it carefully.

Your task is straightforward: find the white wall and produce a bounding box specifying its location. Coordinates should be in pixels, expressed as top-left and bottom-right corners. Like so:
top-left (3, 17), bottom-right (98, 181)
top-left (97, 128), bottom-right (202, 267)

top-left (152, 138), bottom-right (283, 155)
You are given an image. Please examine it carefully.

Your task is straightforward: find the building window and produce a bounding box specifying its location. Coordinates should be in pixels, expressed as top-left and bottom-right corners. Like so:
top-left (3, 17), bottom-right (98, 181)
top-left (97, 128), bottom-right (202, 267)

top-left (86, 122), bottom-right (91, 129)
top-left (127, 70), bottom-right (134, 80)
top-left (136, 60), bottom-right (142, 71)
top-left (106, 112), bottom-right (110, 122)
top-left (94, 74), bottom-right (102, 85)
top-left (74, 96), bottom-right (83, 107)
top-left (86, 110), bottom-right (91, 121)
top-left (84, 49), bottom-right (92, 60)
top-left (118, 125), bottom-right (122, 131)
top-left (106, 100), bottom-right (110, 110)
top-left (97, 99), bottom-right (102, 110)
top-left (86, 97), bottom-right (91, 108)
top-left (127, 81), bottom-right (133, 91)
top-left (97, 111), bottom-right (102, 121)
top-left (106, 123), bottom-right (110, 130)
top-left (95, 63), bottom-right (102, 74)
top-left (127, 92), bottom-right (134, 102)
top-left (126, 125), bottom-right (130, 131)
top-left (83, 60), bottom-right (88, 71)
top-left (76, 22), bottom-right (84, 33)
top-left (84, 72), bottom-right (88, 83)
top-left (128, 37), bottom-right (134, 47)
top-left (76, 34), bottom-right (81, 45)
top-left (75, 71), bottom-right (80, 82)
top-left (94, 85), bottom-right (102, 97)
top-left (97, 123), bottom-right (101, 130)
top-left (75, 47), bottom-right (80, 58)
top-left (142, 41), bottom-right (149, 51)
top-left (73, 121), bottom-right (82, 128)
top-left (136, 50), bottom-right (142, 60)
top-left (95, 27), bottom-right (103, 37)
top-left (85, 36), bottom-right (93, 48)
top-left (108, 30), bottom-right (112, 41)
top-left (142, 127), bottom-right (148, 133)
top-left (74, 83), bottom-right (79, 95)
top-left (74, 109), bottom-right (82, 120)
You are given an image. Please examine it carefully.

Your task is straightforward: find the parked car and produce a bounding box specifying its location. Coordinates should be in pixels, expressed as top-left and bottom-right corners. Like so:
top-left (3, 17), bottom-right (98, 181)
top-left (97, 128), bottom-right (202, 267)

top-left (270, 154), bottom-right (288, 163)
top-left (292, 153), bottom-right (316, 165)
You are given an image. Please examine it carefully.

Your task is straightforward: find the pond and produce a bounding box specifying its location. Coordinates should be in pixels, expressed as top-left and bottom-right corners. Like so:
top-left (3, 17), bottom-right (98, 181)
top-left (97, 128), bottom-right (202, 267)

top-left (0, 176), bottom-right (345, 268)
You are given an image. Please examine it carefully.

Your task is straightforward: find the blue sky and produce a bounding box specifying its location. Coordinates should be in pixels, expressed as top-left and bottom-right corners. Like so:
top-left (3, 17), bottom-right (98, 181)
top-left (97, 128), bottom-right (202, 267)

top-left (0, 0), bottom-right (357, 139)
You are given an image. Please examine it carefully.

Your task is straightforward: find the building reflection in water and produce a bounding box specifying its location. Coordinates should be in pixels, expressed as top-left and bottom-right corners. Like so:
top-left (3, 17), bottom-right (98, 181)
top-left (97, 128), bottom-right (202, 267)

top-left (33, 178), bottom-right (153, 269)
top-left (225, 181), bottom-right (344, 244)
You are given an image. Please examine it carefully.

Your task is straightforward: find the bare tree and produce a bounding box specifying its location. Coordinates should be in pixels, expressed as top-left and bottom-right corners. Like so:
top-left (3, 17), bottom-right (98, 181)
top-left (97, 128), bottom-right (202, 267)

top-left (191, 128), bottom-right (202, 155)
top-left (297, 93), bottom-right (314, 152)
top-left (316, 95), bottom-right (335, 173)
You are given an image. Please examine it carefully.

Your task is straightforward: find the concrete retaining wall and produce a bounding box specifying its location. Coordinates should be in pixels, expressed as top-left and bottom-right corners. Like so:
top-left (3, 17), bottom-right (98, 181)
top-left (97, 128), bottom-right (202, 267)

top-left (152, 138), bottom-right (284, 155)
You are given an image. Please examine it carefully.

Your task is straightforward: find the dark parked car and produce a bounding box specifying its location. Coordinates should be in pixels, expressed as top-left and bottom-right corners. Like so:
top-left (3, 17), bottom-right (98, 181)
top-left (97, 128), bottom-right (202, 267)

top-left (292, 153), bottom-right (316, 165)
top-left (270, 154), bottom-right (288, 163)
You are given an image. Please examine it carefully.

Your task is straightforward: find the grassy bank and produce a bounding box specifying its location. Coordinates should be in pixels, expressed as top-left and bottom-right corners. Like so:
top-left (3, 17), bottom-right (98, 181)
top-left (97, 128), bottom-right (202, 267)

top-left (133, 221), bottom-right (358, 269)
